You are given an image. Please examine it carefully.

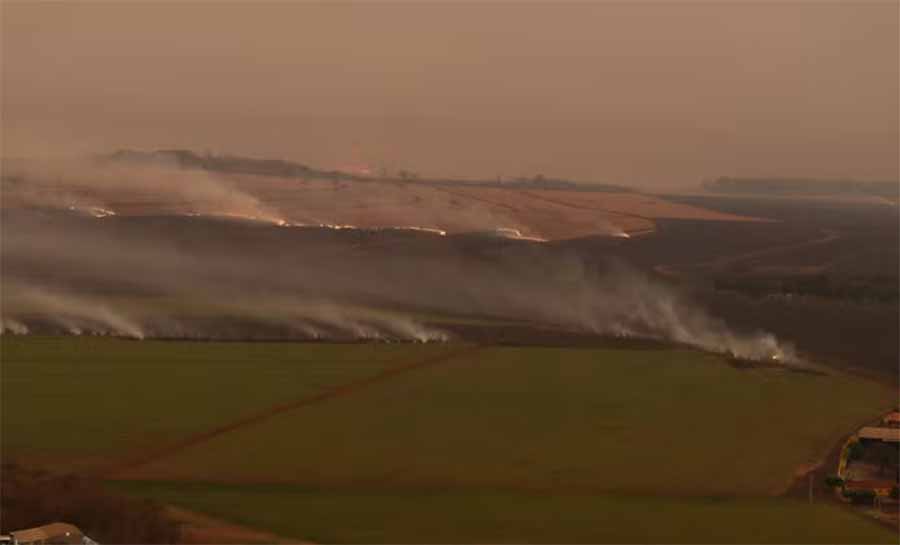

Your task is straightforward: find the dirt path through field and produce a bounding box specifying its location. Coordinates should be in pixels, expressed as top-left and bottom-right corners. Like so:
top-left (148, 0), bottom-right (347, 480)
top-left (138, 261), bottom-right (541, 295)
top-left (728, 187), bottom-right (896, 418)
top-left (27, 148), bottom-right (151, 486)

top-left (517, 189), bottom-right (655, 222)
top-left (427, 185), bottom-right (521, 213)
top-left (100, 344), bottom-right (484, 479)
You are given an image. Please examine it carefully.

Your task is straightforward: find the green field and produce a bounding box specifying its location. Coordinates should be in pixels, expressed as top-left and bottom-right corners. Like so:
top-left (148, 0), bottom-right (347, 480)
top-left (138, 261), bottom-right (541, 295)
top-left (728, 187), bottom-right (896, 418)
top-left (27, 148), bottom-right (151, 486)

top-left (124, 346), bottom-right (890, 496)
top-left (2, 336), bottom-right (895, 543)
top-left (113, 481), bottom-right (895, 544)
top-left (1, 336), bottom-right (456, 469)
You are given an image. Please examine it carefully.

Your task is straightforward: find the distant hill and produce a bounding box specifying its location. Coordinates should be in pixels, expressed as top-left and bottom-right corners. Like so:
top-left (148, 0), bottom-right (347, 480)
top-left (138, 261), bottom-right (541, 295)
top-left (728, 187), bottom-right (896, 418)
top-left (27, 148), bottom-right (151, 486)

top-left (103, 149), bottom-right (633, 192)
top-left (703, 177), bottom-right (899, 200)
top-left (104, 149), bottom-right (357, 181)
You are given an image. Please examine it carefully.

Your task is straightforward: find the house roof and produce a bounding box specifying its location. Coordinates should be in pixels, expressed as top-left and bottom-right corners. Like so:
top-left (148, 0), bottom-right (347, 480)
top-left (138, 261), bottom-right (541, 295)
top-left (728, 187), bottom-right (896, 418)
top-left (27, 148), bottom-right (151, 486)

top-left (845, 479), bottom-right (896, 491)
top-left (10, 523), bottom-right (81, 543)
top-left (858, 426), bottom-right (900, 442)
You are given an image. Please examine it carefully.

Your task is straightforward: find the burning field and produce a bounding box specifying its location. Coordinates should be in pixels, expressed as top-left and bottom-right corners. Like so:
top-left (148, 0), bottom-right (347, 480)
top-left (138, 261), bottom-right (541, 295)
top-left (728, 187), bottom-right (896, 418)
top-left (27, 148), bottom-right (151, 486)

top-left (0, 210), bottom-right (798, 364)
top-left (1, 153), bottom-right (797, 365)
top-left (2, 152), bottom-right (896, 543)
top-left (1, 154), bottom-right (757, 240)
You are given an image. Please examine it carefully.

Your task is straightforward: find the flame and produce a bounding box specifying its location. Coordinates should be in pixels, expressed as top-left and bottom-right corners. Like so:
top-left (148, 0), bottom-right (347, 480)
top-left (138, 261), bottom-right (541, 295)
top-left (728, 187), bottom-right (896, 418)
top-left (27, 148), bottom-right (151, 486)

top-left (388, 226), bottom-right (447, 236)
top-left (336, 163), bottom-right (375, 177)
top-left (89, 207), bottom-right (117, 218)
top-left (67, 205), bottom-right (117, 218)
top-left (492, 227), bottom-right (547, 242)
top-left (183, 211), bottom-right (295, 227)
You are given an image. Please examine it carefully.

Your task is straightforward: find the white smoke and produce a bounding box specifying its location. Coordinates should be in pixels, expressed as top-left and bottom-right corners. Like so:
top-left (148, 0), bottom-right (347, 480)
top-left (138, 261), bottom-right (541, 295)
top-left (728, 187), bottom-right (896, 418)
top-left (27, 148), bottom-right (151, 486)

top-left (0, 158), bottom-right (795, 360)
top-left (3, 284), bottom-right (145, 339)
top-left (1, 318), bottom-right (29, 335)
top-left (1, 157), bottom-right (290, 225)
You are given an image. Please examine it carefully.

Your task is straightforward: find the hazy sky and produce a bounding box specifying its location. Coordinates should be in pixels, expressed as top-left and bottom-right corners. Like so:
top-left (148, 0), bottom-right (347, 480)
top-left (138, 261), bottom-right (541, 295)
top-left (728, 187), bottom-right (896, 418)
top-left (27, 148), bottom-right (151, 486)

top-left (3, 1), bottom-right (898, 187)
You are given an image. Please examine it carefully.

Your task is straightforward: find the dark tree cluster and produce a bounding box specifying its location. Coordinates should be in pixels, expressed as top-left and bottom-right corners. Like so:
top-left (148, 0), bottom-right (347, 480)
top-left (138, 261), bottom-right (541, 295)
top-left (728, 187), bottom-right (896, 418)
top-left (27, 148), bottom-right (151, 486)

top-left (1, 464), bottom-right (179, 544)
top-left (713, 274), bottom-right (899, 304)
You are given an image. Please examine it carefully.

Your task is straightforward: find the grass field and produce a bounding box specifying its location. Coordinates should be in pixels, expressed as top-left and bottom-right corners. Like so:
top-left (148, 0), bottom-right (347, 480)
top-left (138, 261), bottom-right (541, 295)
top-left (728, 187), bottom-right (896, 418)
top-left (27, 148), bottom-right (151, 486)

top-left (122, 346), bottom-right (891, 496)
top-left (0, 336), bottom-right (457, 470)
top-left (2, 336), bottom-right (895, 542)
top-left (112, 481), bottom-right (895, 544)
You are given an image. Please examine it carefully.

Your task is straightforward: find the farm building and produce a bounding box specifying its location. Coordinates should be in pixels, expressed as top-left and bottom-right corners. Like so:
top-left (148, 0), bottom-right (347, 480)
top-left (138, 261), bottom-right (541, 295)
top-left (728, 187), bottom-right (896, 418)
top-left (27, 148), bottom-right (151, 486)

top-left (882, 411), bottom-right (900, 427)
top-left (7, 523), bottom-right (84, 545)
top-left (858, 426), bottom-right (900, 443)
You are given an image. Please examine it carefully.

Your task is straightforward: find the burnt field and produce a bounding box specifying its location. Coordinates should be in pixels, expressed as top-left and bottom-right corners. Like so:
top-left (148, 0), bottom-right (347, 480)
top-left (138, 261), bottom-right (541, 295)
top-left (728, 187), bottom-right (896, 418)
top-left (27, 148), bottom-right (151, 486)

top-left (3, 190), bottom-right (897, 383)
top-left (642, 195), bottom-right (898, 383)
top-left (2, 154), bottom-right (896, 380)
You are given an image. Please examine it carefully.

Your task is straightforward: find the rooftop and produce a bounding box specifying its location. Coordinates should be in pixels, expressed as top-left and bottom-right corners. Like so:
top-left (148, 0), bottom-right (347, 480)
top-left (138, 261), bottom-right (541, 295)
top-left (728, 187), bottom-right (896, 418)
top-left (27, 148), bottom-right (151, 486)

top-left (10, 523), bottom-right (82, 544)
top-left (858, 426), bottom-right (900, 442)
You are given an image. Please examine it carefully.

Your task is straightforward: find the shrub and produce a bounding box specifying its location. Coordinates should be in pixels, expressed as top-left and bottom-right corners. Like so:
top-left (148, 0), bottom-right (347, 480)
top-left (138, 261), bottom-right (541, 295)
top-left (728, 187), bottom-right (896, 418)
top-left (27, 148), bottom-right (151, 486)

top-left (842, 488), bottom-right (876, 505)
top-left (0, 463), bottom-right (178, 543)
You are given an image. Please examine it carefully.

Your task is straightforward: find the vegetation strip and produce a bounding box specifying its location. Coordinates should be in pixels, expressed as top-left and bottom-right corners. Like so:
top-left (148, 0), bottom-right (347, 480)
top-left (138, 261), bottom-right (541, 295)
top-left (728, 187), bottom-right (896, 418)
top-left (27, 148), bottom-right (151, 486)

top-left (100, 344), bottom-right (483, 478)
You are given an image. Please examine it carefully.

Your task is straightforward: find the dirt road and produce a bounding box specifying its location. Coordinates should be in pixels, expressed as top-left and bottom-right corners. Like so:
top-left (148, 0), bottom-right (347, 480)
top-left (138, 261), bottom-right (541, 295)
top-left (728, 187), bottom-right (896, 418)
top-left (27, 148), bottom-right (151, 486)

top-left (100, 344), bottom-right (484, 479)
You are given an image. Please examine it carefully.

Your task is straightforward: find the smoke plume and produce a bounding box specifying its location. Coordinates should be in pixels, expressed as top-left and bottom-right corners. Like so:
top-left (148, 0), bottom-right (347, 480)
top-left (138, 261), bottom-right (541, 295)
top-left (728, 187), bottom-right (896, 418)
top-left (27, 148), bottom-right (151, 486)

top-left (1, 202), bottom-right (795, 361)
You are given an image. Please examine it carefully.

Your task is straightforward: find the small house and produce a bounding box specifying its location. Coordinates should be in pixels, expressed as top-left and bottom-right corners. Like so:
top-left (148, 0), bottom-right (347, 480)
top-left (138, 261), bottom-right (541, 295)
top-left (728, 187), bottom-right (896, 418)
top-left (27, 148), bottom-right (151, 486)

top-left (882, 411), bottom-right (900, 428)
top-left (8, 523), bottom-right (83, 545)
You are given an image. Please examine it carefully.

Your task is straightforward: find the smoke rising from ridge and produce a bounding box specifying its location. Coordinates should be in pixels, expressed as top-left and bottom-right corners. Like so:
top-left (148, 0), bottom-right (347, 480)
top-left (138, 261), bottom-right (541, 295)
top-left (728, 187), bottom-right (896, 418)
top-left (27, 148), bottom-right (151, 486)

top-left (1, 200), bottom-right (797, 361)
top-left (1, 155), bottom-right (629, 239)
top-left (3, 282), bottom-right (145, 339)
top-left (2, 157), bottom-right (290, 224)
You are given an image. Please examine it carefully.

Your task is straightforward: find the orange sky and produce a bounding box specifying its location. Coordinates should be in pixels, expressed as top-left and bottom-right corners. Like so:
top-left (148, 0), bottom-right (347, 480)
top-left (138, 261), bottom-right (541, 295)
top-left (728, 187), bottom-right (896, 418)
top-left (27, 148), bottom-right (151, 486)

top-left (3, 2), bottom-right (897, 187)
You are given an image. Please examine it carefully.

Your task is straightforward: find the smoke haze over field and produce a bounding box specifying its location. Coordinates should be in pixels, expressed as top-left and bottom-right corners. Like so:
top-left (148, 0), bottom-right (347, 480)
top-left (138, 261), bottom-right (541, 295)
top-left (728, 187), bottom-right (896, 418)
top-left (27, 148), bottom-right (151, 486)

top-left (2, 158), bottom-right (288, 223)
top-left (3, 2), bottom-right (898, 187)
top-left (1, 199), bottom-right (795, 361)
top-left (1, 156), bottom-right (637, 238)
top-left (4, 1), bottom-right (889, 364)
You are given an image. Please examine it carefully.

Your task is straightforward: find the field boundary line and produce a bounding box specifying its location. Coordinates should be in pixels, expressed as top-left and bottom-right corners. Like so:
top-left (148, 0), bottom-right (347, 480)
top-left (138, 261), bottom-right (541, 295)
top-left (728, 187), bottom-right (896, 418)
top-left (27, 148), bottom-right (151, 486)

top-left (517, 189), bottom-right (654, 222)
top-left (98, 344), bottom-right (484, 479)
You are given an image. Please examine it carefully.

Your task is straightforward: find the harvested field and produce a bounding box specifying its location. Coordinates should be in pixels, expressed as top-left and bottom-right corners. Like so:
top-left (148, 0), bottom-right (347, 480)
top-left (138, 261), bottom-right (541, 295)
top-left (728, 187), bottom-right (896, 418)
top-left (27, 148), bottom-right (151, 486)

top-left (3, 163), bottom-right (763, 241)
top-left (234, 178), bottom-right (759, 240)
